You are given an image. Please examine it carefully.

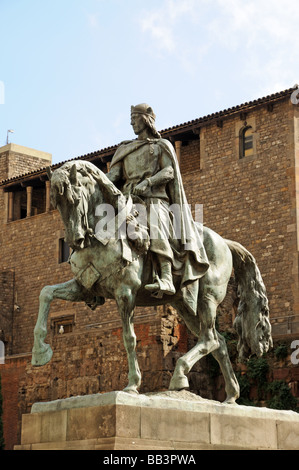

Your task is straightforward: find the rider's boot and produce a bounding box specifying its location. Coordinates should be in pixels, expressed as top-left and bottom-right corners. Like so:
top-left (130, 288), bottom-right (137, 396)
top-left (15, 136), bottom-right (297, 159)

top-left (145, 258), bottom-right (176, 296)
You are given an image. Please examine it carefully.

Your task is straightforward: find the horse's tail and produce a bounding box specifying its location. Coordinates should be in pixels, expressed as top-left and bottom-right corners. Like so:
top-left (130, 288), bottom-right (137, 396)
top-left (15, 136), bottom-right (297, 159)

top-left (225, 239), bottom-right (273, 362)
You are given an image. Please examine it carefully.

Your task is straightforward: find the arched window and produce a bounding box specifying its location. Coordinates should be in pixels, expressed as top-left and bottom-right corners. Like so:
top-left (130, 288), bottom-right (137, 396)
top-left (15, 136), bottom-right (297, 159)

top-left (240, 126), bottom-right (254, 158)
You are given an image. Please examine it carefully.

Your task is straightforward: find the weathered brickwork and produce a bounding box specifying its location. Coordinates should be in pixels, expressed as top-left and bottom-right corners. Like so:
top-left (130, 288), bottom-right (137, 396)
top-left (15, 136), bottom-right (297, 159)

top-left (0, 269), bottom-right (14, 354)
top-left (0, 357), bottom-right (27, 450)
top-left (181, 99), bottom-right (299, 333)
top-left (0, 145), bottom-right (51, 182)
top-left (1, 91), bottom-right (299, 449)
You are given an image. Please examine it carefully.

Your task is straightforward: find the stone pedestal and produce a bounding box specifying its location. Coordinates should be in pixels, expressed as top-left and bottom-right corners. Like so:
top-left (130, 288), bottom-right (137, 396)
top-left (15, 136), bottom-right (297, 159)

top-left (15, 390), bottom-right (299, 450)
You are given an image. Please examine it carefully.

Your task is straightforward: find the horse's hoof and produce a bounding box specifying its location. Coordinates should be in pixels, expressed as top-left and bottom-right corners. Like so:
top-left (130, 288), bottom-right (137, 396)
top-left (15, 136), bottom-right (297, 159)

top-left (31, 344), bottom-right (53, 367)
top-left (169, 375), bottom-right (189, 391)
top-left (123, 386), bottom-right (139, 395)
top-left (223, 397), bottom-right (239, 405)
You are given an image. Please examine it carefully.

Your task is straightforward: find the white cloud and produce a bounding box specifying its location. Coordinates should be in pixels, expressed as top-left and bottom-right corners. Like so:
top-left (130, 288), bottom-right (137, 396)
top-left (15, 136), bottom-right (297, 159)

top-left (139, 0), bottom-right (299, 94)
top-left (141, 17), bottom-right (174, 53)
top-left (139, 0), bottom-right (198, 54)
top-left (86, 12), bottom-right (99, 29)
top-left (218, 0), bottom-right (299, 95)
top-left (209, 0), bottom-right (299, 48)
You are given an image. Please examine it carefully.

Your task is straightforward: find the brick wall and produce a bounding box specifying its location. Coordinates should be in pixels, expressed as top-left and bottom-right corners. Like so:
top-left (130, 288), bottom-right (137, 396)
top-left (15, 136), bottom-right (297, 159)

top-left (0, 154), bottom-right (8, 184)
top-left (0, 270), bottom-right (14, 354)
top-left (0, 152), bottom-right (49, 183)
top-left (0, 356), bottom-right (28, 450)
top-left (6, 152), bottom-right (50, 181)
top-left (181, 98), bottom-right (298, 333)
top-left (18, 318), bottom-right (162, 405)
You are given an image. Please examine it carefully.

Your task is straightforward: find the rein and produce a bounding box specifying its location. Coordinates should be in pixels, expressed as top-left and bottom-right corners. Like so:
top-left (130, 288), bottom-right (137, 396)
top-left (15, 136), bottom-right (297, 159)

top-left (81, 190), bottom-right (94, 239)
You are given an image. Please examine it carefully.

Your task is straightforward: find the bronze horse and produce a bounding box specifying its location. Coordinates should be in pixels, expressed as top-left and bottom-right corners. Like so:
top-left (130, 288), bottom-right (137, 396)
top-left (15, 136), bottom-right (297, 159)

top-left (32, 160), bottom-right (272, 403)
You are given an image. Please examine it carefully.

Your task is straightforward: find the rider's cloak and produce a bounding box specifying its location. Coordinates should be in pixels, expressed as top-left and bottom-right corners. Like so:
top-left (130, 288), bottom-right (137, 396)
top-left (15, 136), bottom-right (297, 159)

top-left (109, 137), bottom-right (209, 316)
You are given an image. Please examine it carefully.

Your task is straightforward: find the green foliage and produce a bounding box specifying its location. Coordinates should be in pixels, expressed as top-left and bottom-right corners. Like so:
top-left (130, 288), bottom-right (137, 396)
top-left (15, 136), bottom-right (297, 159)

top-left (208, 335), bottom-right (299, 413)
top-left (206, 354), bottom-right (220, 378)
top-left (246, 356), bottom-right (269, 399)
top-left (219, 331), bottom-right (233, 342)
top-left (266, 381), bottom-right (298, 412)
top-left (235, 372), bottom-right (256, 406)
top-left (0, 374), bottom-right (5, 450)
top-left (274, 343), bottom-right (289, 361)
top-left (235, 355), bottom-right (299, 412)
top-left (247, 356), bottom-right (269, 382)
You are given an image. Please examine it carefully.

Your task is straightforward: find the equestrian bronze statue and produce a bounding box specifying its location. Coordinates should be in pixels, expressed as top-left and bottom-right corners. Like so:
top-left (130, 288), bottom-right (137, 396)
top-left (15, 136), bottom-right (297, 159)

top-left (32, 104), bottom-right (272, 404)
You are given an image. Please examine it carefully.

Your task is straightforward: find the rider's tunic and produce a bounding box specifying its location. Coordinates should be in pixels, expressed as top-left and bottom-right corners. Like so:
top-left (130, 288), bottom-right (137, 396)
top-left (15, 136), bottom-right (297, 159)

top-left (117, 139), bottom-right (176, 261)
top-left (108, 137), bottom-right (209, 315)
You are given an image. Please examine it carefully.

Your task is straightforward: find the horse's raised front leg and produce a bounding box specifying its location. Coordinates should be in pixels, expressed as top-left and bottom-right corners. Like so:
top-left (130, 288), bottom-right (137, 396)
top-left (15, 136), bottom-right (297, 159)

top-left (115, 285), bottom-right (141, 394)
top-left (32, 279), bottom-right (84, 367)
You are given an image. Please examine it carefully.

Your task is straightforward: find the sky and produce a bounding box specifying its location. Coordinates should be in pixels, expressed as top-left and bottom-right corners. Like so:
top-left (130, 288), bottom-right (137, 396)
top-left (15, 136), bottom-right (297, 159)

top-left (0, 0), bottom-right (299, 165)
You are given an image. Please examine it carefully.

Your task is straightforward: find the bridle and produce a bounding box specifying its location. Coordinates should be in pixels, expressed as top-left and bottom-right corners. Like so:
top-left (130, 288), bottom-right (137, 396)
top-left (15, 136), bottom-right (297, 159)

top-left (76, 184), bottom-right (95, 244)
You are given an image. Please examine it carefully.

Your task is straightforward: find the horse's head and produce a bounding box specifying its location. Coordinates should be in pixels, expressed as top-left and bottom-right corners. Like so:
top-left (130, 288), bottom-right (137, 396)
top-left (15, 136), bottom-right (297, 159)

top-left (48, 160), bottom-right (149, 254)
top-left (49, 163), bottom-right (96, 250)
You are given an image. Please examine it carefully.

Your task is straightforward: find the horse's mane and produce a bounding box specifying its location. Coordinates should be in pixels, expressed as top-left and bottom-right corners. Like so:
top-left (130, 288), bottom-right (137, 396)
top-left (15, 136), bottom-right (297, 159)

top-left (50, 161), bottom-right (108, 208)
top-left (50, 160), bottom-right (150, 254)
top-left (53, 160), bottom-right (103, 183)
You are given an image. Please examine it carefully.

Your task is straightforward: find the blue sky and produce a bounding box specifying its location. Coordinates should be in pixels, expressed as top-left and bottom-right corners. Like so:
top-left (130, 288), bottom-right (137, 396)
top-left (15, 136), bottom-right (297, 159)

top-left (1, 0), bottom-right (299, 165)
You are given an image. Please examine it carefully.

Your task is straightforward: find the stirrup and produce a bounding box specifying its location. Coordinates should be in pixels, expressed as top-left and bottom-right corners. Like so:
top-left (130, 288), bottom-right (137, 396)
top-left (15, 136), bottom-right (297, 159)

top-left (145, 280), bottom-right (175, 296)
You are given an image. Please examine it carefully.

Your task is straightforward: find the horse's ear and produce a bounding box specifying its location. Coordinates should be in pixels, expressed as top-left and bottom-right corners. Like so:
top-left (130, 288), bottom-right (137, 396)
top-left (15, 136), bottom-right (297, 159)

top-left (46, 166), bottom-right (53, 180)
top-left (69, 164), bottom-right (78, 185)
top-left (58, 181), bottom-right (64, 196)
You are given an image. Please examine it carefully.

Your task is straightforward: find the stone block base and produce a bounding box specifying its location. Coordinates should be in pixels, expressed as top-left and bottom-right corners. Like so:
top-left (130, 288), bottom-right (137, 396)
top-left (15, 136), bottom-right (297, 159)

top-left (15, 390), bottom-right (299, 450)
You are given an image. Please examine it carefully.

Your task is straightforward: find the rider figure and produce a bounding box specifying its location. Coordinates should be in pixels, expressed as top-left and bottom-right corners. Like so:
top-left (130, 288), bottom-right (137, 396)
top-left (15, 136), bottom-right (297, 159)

top-left (107, 104), bottom-right (209, 309)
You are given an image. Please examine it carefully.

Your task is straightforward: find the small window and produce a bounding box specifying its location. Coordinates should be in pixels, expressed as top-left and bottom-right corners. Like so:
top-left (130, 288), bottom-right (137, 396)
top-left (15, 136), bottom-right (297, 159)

top-left (51, 315), bottom-right (75, 335)
top-left (240, 126), bottom-right (254, 158)
top-left (59, 238), bottom-right (70, 264)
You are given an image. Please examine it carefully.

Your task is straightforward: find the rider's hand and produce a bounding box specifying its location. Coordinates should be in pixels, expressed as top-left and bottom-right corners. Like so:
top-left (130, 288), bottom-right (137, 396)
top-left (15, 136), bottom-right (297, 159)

top-left (133, 180), bottom-right (149, 195)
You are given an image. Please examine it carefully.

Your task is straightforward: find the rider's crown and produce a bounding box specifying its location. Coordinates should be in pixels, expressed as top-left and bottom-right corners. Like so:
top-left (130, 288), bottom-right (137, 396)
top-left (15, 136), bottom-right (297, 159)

top-left (131, 104), bottom-right (156, 120)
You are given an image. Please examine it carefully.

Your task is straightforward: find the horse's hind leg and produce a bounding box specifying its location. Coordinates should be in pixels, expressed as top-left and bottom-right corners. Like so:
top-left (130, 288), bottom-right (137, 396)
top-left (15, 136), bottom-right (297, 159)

top-left (32, 279), bottom-right (84, 366)
top-left (169, 299), bottom-right (240, 403)
top-left (169, 297), bottom-right (219, 391)
top-left (211, 333), bottom-right (240, 404)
